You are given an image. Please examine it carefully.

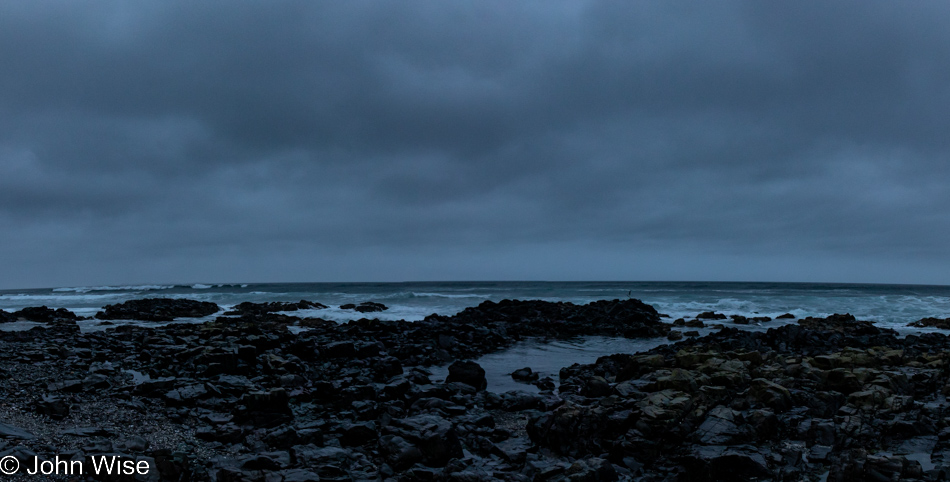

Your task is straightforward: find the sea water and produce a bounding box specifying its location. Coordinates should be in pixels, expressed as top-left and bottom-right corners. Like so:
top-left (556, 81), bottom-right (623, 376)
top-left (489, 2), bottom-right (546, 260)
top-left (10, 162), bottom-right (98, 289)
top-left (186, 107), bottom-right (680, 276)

top-left (2, 281), bottom-right (949, 331)
top-left (4, 281), bottom-right (950, 390)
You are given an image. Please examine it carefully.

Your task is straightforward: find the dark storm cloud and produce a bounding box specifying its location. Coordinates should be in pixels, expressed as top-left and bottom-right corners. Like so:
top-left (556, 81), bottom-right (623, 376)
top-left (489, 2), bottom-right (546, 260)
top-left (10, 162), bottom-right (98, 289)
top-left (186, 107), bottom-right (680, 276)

top-left (3, 0), bottom-right (950, 288)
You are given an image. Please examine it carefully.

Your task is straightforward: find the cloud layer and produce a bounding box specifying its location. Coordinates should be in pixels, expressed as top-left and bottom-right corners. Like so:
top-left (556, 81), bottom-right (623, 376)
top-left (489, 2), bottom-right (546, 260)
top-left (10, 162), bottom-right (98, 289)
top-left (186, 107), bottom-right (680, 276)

top-left (3, 1), bottom-right (950, 288)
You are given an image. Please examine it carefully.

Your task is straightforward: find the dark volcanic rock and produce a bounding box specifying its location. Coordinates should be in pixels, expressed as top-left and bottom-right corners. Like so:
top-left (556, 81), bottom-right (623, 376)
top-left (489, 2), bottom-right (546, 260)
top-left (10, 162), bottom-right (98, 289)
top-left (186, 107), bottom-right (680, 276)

top-left (237, 389), bottom-right (294, 427)
top-left (36, 395), bottom-right (70, 420)
top-left (538, 312), bottom-right (950, 481)
top-left (696, 311), bottom-right (727, 320)
top-left (909, 317), bottom-right (950, 329)
top-left (340, 301), bottom-right (389, 313)
top-left (6, 297), bottom-right (947, 482)
top-left (444, 298), bottom-right (668, 341)
top-left (96, 298), bottom-right (220, 321)
top-left (12, 306), bottom-right (84, 323)
top-left (446, 360), bottom-right (487, 391)
top-left (731, 314), bottom-right (751, 325)
top-left (385, 415), bottom-right (463, 467)
top-left (224, 300), bottom-right (327, 316)
top-left (0, 422), bottom-right (35, 440)
top-left (0, 309), bottom-right (16, 323)
top-left (511, 367), bottom-right (539, 382)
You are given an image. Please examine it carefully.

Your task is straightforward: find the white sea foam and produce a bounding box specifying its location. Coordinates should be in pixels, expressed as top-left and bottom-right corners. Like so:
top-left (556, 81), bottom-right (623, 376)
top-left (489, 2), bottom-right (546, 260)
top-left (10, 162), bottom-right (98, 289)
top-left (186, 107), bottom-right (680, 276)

top-left (51, 285), bottom-right (175, 293)
top-left (410, 292), bottom-right (486, 299)
top-left (1, 292), bottom-right (121, 303)
top-left (191, 284), bottom-right (213, 289)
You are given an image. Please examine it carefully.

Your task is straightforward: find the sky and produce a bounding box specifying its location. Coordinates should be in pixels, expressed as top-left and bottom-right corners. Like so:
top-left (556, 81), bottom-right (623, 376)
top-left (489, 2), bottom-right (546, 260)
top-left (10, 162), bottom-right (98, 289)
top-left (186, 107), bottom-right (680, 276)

top-left (2, 1), bottom-right (950, 289)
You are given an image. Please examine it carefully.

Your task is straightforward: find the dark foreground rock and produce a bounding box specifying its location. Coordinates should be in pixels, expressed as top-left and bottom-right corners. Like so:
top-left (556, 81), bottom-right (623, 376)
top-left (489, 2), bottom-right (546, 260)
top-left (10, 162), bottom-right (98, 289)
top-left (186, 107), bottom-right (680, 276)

top-left (446, 360), bottom-right (487, 390)
top-left (530, 314), bottom-right (950, 481)
top-left (96, 297), bottom-right (221, 321)
top-left (3, 299), bottom-right (949, 481)
top-left (909, 316), bottom-right (950, 329)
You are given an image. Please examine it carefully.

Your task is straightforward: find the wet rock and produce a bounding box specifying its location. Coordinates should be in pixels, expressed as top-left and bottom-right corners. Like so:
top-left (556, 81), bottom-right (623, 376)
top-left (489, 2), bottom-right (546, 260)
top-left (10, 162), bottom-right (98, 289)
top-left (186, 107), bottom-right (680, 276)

top-left (278, 469), bottom-right (321, 482)
top-left (0, 309), bottom-right (15, 323)
top-left (684, 445), bottom-right (772, 480)
top-left (340, 301), bottom-right (389, 313)
top-left (61, 427), bottom-right (112, 437)
top-left (0, 423), bottom-right (35, 440)
top-left (511, 367), bottom-right (539, 382)
top-left (379, 435), bottom-right (424, 470)
top-left (196, 423), bottom-right (245, 444)
top-left (562, 457), bottom-right (618, 481)
top-left (731, 315), bottom-right (750, 325)
top-left (535, 376), bottom-right (557, 391)
top-left (96, 298), bottom-right (220, 321)
top-left (492, 391), bottom-right (543, 412)
top-left (491, 437), bottom-right (532, 465)
top-left (747, 378), bottom-right (792, 411)
top-left (582, 376), bottom-right (612, 397)
top-left (527, 403), bottom-right (619, 457)
top-left (36, 395), bottom-right (70, 420)
top-left (385, 415), bottom-right (463, 467)
top-left (445, 298), bottom-right (668, 340)
top-left (696, 311), bottom-right (727, 320)
top-left (694, 406), bottom-right (749, 445)
top-left (224, 300), bottom-right (327, 316)
top-left (237, 388), bottom-right (294, 427)
top-left (446, 360), bottom-right (487, 391)
top-left (6, 298), bottom-right (950, 481)
top-left (909, 317), bottom-right (950, 329)
top-left (12, 306), bottom-right (85, 323)
top-left (323, 341), bottom-right (356, 358)
top-left (340, 421), bottom-right (378, 447)
top-left (116, 435), bottom-right (150, 453)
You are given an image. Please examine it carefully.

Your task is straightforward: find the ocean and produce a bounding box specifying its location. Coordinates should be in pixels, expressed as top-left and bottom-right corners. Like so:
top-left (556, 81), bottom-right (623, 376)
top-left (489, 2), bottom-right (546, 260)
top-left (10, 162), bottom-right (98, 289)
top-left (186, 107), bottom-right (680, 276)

top-left (4, 281), bottom-right (950, 391)
top-left (2, 281), bottom-right (949, 334)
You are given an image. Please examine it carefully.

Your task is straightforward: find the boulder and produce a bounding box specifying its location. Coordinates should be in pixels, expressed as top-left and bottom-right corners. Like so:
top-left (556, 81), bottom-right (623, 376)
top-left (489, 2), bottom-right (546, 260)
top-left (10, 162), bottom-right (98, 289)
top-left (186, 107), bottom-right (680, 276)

top-left (909, 317), bottom-right (950, 329)
top-left (0, 309), bottom-right (15, 323)
top-left (511, 367), bottom-right (539, 382)
top-left (339, 302), bottom-right (388, 313)
top-left (747, 378), bottom-right (792, 412)
top-left (385, 415), bottom-right (463, 467)
top-left (445, 360), bottom-right (487, 391)
top-left (694, 406), bottom-right (749, 445)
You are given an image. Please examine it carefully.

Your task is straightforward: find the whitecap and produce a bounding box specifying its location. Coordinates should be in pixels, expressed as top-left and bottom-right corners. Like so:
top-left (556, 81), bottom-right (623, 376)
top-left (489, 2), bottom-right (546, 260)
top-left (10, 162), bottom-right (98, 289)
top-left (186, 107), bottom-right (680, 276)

top-left (53, 285), bottom-right (175, 292)
top-left (410, 292), bottom-right (487, 299)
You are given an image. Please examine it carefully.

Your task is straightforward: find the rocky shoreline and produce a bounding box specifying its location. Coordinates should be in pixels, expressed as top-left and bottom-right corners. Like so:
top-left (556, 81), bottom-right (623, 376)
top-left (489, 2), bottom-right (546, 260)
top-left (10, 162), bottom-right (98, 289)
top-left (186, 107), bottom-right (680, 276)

top-left (2, 298), bottom-right (950, 480)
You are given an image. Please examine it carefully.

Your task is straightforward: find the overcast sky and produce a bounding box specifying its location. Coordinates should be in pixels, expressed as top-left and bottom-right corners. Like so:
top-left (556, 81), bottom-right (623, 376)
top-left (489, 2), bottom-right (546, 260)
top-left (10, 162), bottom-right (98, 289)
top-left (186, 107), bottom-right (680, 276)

top-left (2, 1), bottom-right (950, 289)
